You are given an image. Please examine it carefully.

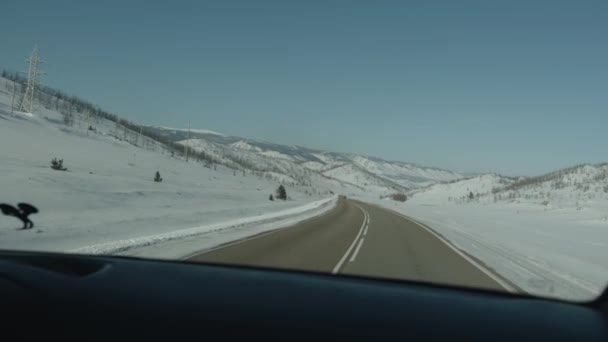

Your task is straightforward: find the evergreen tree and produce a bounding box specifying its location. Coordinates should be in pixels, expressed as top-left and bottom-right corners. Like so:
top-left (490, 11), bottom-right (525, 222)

top-left (269, 194), bottom-right (274, 201)
top-left (276, 185), bottom-right (287, 200)
top-left (154, 171), bottom-right (163, 182)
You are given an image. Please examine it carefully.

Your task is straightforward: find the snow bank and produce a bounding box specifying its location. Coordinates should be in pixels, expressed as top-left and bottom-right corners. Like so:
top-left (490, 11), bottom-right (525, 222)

top-left (73, 196), bottom-right (337, 256)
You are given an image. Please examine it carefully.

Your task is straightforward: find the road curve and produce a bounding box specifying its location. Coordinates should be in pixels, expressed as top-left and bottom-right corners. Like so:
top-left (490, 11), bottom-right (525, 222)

top-left (187, 198), bottom-right (510, 293)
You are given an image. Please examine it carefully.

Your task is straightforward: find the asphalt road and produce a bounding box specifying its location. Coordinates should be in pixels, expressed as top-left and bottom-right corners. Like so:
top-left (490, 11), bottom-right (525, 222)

top-left (187, 198), bottom-right (512, 292)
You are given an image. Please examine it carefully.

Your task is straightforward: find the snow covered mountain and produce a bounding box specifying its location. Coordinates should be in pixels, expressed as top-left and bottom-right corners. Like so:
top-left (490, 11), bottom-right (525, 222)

top-left (148, 127), bottom-right (463, 191)
top-left (409, 174), bottom-right (516, 205)
top-left (493, 164), bottom-right (608, 207)
top-left (410, 163), bottom-right (608, 209)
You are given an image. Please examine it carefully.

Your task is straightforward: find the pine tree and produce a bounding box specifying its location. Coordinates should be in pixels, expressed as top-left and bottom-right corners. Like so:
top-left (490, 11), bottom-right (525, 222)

top-left (269, 194), bottom-right (274, 201)
top-left (276, 185), bottom-right (287, 200)
top-left (468, 191), bottom-right (474, 200)
top-left (154, 171), bottom-right (163, 182)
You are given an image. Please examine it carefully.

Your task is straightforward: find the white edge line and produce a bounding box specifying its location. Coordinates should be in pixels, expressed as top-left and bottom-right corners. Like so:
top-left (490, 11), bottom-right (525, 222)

top-left (389, 210), bottom-right (517, 293)
top-left (349, 238), bottom-right (365, 263)
top-left (332, 205), bottom-right (367, 274)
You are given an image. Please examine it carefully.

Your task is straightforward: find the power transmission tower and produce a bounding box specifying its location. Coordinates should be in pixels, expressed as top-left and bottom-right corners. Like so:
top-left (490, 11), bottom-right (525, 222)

top-left (19, 45), bottom-right (44, 113)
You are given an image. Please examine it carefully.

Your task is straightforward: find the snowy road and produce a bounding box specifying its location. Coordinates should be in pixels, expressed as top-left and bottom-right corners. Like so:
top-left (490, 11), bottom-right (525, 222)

top-left (188, 198), bottom-right (511, 293)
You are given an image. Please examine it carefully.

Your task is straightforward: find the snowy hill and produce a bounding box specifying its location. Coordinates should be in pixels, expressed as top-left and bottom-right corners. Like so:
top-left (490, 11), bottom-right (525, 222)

top-left (409, 174), bottom-right (516, 205)
top-left (410, 164), bottom-right (608, 208)
top-left (159, 126), bottom-right (226, 137)
top-left (409, 164), bottom-right (608, 209)
top-left (147, 127), bottom-right (463, 191)
top-left (322, 164), bottom-right (407, 193)
top-left (0, 75), bottom-right (346, 256)
top-left (348, 155), bottom-right (461, 188)
top-left (493, 164), bottom-right (608, 208)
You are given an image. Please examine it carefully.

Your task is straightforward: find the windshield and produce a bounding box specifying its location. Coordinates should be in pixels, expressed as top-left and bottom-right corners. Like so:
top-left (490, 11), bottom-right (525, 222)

top-left (1, 1), bottom-right (607, 302)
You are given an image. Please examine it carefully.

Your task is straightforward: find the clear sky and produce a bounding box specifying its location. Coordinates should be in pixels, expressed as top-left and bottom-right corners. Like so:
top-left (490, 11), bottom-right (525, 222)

top-left (1, 1), bottom-right (607, 175)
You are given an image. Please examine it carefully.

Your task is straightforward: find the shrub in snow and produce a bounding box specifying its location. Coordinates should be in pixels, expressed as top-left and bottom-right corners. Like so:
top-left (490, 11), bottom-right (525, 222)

top-left (154, 171), bottom-right (163, 183)
top-left (276, 185), bottom-right (287, 200)
top-left (50, 158), bottom-right (67, 171)
top-left (269, 194), bottom-right (274, 201)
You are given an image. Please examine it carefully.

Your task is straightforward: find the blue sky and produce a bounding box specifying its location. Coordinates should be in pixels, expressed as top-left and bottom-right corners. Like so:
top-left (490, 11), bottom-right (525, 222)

top-left (1, 1), bottom-right (607, 175)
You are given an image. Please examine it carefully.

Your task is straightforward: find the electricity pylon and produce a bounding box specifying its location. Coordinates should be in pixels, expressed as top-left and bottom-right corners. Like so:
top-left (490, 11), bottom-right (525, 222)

top-left (19, 45), bottom-right (44, 113)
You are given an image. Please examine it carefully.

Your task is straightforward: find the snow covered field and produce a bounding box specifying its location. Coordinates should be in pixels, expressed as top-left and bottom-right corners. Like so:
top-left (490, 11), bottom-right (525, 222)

top-left (366, 174), bottom-right (608, 301)
top-left (0, 77), bottom-right (338, 257)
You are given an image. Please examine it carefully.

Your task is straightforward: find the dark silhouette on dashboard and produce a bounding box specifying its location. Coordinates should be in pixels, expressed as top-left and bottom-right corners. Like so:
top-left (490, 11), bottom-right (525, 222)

top-left (0, 203), bottom-right (39, 229)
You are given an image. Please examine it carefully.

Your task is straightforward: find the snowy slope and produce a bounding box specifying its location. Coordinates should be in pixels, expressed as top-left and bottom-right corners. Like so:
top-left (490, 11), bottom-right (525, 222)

top-left (230, 140), bottom-right (263, 152)
top-left (366, 167), bottom-right (608, 300)
top-left (350, 155), bottom-right (462, 188)
top-left (148, 127), bottom-right (463, 190)
top-left (178, 138), bottom-right (391, 196)
top-left (0, 76), bottom-right (338, 255)
top-left (164, 127), bottom-right (225, 136)
top-left (322, 164), bottom-right (407, 193)
top-left (410, 165), bottom-right (608, 209)
top-left (300, 161), bottom-right (326, 171)
top-left (410, 174), bottom-right (515, 205)
top-left (494, 164), bottom-right (608, 208)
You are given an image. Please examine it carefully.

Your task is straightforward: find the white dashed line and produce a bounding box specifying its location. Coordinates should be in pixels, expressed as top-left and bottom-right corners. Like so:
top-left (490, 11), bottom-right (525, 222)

top-left (332, 205), bottom-right (368, 274)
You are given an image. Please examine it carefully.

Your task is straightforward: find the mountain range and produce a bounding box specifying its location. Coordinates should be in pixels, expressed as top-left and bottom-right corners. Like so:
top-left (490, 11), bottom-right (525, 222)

top-left (147, 126), bottom-right (463, 193)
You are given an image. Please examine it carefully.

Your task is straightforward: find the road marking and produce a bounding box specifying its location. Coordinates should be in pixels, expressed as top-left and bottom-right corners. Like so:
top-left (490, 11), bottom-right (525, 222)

top-left (387, 210), bottom-right (517, 293)
top-left (332, 205), bottom-right (368, 274)
top-left (349, 238), bottom-right (365, 262)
